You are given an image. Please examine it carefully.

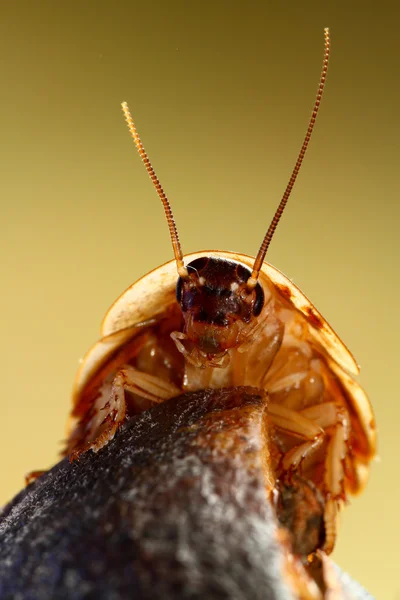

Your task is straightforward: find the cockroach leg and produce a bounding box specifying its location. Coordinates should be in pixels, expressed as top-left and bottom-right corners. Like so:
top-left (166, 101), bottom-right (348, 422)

top-left (25, 470), bottom-right (47, 486)
top-left (70, 366), bottom-right (180, 461)
top-left (299, 402), bottom-right (338, 429)
top-left (171, 330), bottom-right (229, 368)
top-left (322, 409), bottom-right (350, 552)
top-left (269, 403), bottom-right (323, 441)
top-left (301, 402), bottom-right (349, 503)
top-left (323, 498), bottom-right (339, 554)
top-left (170, 331), bottom-right (202, 367)
top-left (270, 400), bottom-right (350, 554)
top-left (281, 436), bottom-right (325, 471)
top-left (119, 365), bottom-right (181, 402)
top-left (170, 330), bottom-right (188, 355)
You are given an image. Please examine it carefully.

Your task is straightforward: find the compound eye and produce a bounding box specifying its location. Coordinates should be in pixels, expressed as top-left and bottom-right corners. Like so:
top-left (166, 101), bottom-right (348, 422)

top-left (253, 282), bottom-right (264, 317)
top-left (176, 277), bottom-right (183, 303)
top-left (176, 265), bottom-right (198, 304)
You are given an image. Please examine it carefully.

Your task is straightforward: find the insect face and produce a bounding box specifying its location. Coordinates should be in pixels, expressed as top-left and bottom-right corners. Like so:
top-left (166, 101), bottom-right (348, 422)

top-left (175, 257), bottom-right (264, 358)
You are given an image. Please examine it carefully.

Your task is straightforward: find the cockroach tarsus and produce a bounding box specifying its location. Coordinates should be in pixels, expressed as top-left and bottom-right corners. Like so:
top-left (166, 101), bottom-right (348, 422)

top-left (58, 27), bottom-right (375, 562)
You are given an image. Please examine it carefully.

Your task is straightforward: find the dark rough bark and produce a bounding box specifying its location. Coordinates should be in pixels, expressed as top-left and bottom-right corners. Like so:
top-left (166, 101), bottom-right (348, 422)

top-left (0, 387), bottom-right (373, 600)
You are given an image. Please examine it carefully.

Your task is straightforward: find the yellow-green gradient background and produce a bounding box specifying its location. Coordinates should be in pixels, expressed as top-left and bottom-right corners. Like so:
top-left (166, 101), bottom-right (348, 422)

top-left (1, 2), bottom-right (398, 597)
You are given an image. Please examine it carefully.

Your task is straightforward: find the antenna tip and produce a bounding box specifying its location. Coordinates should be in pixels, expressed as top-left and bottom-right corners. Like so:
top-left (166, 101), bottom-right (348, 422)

top-left (121, 102), bottom-right (133, 127)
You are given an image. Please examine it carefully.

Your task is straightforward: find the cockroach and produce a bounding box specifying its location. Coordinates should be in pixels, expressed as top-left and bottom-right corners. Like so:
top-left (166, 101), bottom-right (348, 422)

top-left (65, 28), bottom-right (376, 555)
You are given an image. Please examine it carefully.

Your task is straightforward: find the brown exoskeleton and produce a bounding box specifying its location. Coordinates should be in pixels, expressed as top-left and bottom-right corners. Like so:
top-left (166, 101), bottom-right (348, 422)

top-left (66, 28), bottom-right (376, 557)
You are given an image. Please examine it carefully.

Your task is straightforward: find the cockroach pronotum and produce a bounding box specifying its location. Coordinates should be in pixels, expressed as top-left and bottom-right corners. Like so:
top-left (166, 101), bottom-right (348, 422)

top-left (65, 28), bottom-right (376, 556)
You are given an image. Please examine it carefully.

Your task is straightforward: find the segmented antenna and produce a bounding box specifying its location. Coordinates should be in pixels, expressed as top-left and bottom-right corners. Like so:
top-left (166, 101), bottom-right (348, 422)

top-left (121, 102), bottom-right (188, 278)
top-left (247, 28), bottom-right (330, 289)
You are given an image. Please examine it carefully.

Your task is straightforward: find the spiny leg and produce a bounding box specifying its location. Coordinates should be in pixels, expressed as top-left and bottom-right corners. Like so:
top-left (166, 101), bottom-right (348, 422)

top-left (269, 402), bottom-right (325, 468)
top-left (308, 403), bottom-right (349, 553)
top-left (269, 403), bottom-right (323, 440)
top-left (301, 403), bottom-right (350, 523)
top-left (170, 331), bottom-right (201, 366)
top-left (70, 366), bottom-right (180, 461)
top-left (271, 401), bottom-right (350, 553)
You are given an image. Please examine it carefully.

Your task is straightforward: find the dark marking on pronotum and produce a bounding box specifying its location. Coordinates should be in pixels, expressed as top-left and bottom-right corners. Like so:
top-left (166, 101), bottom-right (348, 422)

top-left (276, 284), bottom-right (293, 301)
top-left (304, 306), bottom-right (324, 330)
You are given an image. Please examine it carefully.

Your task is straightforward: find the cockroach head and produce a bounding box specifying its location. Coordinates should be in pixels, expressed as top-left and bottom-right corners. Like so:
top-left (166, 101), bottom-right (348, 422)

top-left (176, 257), bottom-right (264, 354)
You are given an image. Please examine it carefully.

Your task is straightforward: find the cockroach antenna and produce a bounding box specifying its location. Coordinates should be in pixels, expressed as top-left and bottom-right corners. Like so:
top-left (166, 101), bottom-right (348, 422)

top-left (247, 27), bottom-right (330, 290)
top-left (121, 102), bottom-right (189, 279)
